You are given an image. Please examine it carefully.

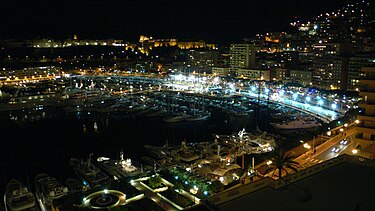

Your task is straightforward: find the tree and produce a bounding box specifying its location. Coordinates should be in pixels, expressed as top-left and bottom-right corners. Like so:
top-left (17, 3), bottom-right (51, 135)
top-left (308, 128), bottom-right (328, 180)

top-left (210, 180), bottom-right (224, 193)
top-left (265, 148), bottom-right (299, 179)
top-left (148, 174), bottom-right (162, 189)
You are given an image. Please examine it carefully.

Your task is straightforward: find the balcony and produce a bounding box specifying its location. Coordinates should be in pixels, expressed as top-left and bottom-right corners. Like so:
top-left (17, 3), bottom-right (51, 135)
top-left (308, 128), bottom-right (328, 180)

top-left (360, 80), bottom-right (375, 91)
top-left (359, 91), bottom-right (375, 102)
top-left (355, 126), bottom-right (375, 137)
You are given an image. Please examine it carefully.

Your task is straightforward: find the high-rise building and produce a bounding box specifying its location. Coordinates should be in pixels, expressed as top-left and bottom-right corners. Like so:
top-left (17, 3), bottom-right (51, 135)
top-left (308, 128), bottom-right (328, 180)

top-left (348, 55), bottom-right (375, 91)
top-left (289, 69), bottom-right (313, 86)
top-left (229, 44), bottom-right (256, 73)
top-left (312, 43), bottom-right (352, 90)
top-left (356, 67), bottom-right (375, 156)
top-left (187, 50), bottom-right (218, 74)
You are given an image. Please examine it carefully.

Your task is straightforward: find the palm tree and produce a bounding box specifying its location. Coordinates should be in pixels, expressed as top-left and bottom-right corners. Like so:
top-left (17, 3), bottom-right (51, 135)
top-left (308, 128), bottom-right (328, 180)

top-left (265, 148), bottom-right (299, 179)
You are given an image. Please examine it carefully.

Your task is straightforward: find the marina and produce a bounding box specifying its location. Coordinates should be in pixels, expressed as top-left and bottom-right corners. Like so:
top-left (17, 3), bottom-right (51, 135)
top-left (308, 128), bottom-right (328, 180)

top-left (0, 75), bottom-right (362, 210)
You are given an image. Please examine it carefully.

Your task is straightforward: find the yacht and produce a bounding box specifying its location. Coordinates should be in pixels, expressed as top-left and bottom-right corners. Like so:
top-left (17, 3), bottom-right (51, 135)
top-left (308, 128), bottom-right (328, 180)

top-left (163, 113), bottom-right (189, 123)
top-left (35, 174), bottom-right (68, 211)
top-left (215, 128), bottom-right (276, 154)
top-left (70, 154), bottom-right (110, 187)
top-left (97, 150), bottom-right (142, 179)
top-left (4, 179), bottom-right (38, 211)
top-left (271, 118), bottom-right (322, 130)
top-left (186, 111), bottom-right (210, 122)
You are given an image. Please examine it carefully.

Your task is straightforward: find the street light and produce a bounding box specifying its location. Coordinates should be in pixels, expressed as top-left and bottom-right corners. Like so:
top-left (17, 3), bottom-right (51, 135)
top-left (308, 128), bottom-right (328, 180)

top-left (251, 86), bottom-right (256, 92)
top-left (305, 96), bottom-right (311, 102)
top-left (293, 93), bottom-right (298, 100)
top-left (331, 103), bottom-right (337, 109)
top-left (352, 149), bottom-right (358, 154)
top-left (327, 131), bottom-right (332, 136)
top-left (355, 119), bottom-right (360, 124)
top-left (303, 143), bottom-right (311, 149)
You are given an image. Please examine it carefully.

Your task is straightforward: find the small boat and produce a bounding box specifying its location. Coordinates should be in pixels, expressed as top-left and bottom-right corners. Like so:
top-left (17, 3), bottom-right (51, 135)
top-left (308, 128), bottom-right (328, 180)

top-left (4, 179), bottom-right (38, 211)
top-left (35, 174), bottom-right (68, 211)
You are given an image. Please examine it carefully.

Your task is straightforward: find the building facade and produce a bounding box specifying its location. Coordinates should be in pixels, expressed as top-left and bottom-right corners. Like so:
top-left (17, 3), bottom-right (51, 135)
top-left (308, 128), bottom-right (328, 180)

top-left (237, 69), bottom-right (270, 81)
top-left (289, 69), bottom-right (313, 86)
top-left (187, 50), bottom-right (218, 74)
top-left (348, 55), bottom-right (375, 91)
top-left (230, 44), bottom-right (256, 73)
top-left (212, 67), bottom-right (230, 76)
top-left (355, 67), bottom-right (375, 156)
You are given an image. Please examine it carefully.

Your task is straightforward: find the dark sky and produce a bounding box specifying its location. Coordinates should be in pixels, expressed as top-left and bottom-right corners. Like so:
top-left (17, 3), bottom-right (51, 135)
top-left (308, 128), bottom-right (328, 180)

top-left (0, 0), bottom-right (348, 42)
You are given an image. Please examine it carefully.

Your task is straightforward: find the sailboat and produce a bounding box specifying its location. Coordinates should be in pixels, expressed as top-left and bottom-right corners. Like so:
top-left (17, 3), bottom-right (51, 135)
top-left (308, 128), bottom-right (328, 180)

top-left (186, 95), bottom-right (210, 121)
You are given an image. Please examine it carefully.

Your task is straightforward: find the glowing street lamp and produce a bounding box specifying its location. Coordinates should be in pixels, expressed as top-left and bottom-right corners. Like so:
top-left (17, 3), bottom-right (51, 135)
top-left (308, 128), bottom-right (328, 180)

top-left (305, 96), bottom-right (311, 102)
top-left (318, 99), bottom-right (324, 106)
top-left (352, 149), bottom-right (358, 154)
top-left (355, 120), bottom-right (360, 124)
top-left (251, 86), bottom-right (257, 92)
top-left (331, 103), bottom-right (337, 109)
top-left (303, 143), bottom-right (311, 149)
top-left (327, 131), bottom-right (332, 136)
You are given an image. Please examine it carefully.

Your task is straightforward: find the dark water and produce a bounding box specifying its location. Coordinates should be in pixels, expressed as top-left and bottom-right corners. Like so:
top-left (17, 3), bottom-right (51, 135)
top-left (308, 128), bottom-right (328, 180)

top-left (0, 106), bottom-right (263, 193)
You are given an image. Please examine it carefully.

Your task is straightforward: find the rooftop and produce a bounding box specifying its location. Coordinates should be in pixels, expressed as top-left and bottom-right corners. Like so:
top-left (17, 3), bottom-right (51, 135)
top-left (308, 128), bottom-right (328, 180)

top-left (217, 161), bottom-right (375, 210)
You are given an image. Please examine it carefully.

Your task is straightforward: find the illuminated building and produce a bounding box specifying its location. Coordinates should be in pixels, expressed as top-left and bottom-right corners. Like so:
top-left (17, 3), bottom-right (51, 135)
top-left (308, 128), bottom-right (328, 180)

top-left (288, 69), bottom-right (313, 87)
top-left (348, 55), bottom-right (375, 91)
top-left (229, 44), bottom-right (256, 73)
top-left (212, 67), bottom-right (230, 76)
top-left (32, 38), bottom-right (124, 48)
top-left (187, 50), bottom-right (218, 73)
top-left (312, 43), bottom-right (351, 90)
top-left (356, 67), bottom-right (375, 155)
top-left (237, 69), bottom-right (270, 81)
top-left (138, 35), bottom-right (217, 55)
top-left (270, 68), bottom-right (287, 82)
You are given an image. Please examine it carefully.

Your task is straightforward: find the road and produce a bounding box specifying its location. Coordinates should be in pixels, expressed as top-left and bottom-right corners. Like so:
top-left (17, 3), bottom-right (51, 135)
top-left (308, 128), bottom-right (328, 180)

top-left (295, 128), bottom-right (357, 169)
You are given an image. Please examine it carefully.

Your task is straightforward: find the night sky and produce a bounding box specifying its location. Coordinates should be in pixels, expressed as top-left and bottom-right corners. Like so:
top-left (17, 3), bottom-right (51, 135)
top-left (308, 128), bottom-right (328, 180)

top-left (1, 0), bottom-right (348, 42)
